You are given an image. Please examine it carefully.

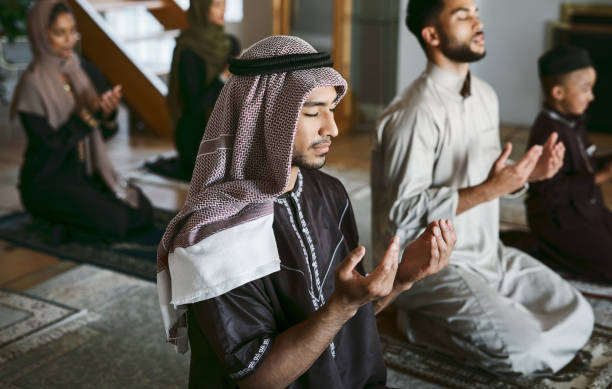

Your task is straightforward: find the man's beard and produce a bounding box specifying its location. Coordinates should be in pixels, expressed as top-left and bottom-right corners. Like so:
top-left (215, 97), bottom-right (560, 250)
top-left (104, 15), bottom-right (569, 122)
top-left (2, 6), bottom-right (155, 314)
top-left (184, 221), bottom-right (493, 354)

top-left (292, 138), bottom-right (329, 170)
top-left (292, 153), bottom-right (327, 170)
top-left (440, 31), bottom-right (486, 63)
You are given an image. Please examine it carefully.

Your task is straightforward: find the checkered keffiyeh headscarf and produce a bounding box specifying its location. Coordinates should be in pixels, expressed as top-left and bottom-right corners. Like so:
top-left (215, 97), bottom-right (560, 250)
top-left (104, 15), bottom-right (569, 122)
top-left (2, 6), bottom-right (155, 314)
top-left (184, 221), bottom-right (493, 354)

top-left (157, 36), bottom-right (347, 351)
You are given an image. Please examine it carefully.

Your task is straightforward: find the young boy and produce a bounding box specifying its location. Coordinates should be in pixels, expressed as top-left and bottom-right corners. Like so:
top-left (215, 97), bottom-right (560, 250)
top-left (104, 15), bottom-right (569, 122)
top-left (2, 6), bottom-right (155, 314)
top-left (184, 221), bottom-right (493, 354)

top-left (527, 44), bottom-right (612, 283)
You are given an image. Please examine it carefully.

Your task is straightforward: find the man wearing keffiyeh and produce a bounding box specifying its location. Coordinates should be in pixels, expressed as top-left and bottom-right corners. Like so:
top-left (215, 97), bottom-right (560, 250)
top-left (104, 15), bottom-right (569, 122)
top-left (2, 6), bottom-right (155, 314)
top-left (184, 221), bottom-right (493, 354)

top-left (157, 35), bottom-right (456, 388)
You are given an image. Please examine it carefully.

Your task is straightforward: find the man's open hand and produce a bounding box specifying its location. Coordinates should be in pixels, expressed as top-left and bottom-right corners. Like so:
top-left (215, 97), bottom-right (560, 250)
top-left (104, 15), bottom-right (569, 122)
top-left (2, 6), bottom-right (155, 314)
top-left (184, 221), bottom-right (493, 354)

top-left (485, 142), bottom-right (542, 198)
top-left (396, 219), bottom-right (456, 290)
top-left (329, 237), bottom-right (400, 318)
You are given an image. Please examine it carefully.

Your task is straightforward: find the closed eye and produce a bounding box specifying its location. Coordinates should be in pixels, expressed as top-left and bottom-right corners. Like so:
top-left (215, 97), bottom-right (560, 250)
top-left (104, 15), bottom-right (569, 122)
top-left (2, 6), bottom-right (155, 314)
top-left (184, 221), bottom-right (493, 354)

top-left (455, 11), bottom-right (469, 20)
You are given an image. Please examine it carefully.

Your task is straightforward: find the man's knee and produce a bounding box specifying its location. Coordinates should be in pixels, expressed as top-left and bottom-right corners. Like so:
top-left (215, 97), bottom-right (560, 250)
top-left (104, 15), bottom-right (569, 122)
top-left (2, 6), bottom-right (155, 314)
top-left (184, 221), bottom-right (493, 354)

top-left (396, 290), bottom-right (594, 375)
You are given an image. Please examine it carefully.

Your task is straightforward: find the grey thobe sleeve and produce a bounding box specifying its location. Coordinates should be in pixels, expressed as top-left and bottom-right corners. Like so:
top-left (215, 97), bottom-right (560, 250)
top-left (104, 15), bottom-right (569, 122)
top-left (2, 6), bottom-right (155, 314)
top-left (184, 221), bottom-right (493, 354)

top-left (379, 107), bottom-right (458, 234)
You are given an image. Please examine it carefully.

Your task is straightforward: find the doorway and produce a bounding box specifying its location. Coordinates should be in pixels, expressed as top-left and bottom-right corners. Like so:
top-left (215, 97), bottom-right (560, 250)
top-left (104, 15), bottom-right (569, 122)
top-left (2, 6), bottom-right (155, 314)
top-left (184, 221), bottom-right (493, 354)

top-left (272, 0), bottom-right (353, 133)
top-left (272, 0), bottom-right (399, 134)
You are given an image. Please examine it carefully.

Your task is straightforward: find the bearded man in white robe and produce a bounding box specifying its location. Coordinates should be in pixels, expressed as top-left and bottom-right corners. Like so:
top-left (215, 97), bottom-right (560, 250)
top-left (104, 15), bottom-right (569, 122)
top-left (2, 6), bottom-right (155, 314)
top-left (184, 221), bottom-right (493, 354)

top-left (371, 0), bottom-right (594, 375)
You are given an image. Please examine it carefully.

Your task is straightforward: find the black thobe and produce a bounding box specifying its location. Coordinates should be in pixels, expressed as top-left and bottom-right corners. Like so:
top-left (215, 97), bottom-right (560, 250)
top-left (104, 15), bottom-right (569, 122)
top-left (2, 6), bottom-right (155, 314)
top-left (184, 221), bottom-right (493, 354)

top-left (526, 107), bottom-right (612, 282)
top-left (188, 169), bottom-right (388, 388)
top-left (175, 49), bottom-right (225, 177)
top-left (18, 59), bottom-right (153, 240)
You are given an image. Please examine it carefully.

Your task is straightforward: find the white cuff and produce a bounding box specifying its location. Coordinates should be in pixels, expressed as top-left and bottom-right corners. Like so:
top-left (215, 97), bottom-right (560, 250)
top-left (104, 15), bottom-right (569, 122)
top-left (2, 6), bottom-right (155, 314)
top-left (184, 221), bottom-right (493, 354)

top-left (504, 182), bottom-right (529, 199)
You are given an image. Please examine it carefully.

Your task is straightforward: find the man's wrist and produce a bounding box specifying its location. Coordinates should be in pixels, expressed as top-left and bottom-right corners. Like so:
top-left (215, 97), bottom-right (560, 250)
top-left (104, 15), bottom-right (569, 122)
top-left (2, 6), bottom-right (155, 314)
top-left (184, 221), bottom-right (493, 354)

top-left (394, 268), bottom-right (416, 291)
top-left (527, 172), bottom-right (541, 183)
top-left (325, 295), bottom-right (358, 323)
top-left (504, 182), bottom-right (529, 198)
top-left (477, 181), bottom-right (497, 202)
top-left (394, 281), bottom-right (413, 294)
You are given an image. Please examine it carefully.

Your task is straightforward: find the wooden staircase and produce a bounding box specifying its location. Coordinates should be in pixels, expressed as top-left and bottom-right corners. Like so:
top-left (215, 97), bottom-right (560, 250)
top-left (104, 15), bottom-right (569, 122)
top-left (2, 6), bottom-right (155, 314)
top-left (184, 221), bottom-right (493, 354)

top-left (66, 0), bottom-right (188, 137)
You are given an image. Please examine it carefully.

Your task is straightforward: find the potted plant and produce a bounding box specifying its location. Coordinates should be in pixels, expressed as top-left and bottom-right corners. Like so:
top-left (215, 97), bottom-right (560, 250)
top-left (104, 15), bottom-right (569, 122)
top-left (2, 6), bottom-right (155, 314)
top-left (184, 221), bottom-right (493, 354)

top-left (0, 0), bottom-right (33, 42)
top-left (0, 0), bottom-right (34, 42)
top-left (0, 0), bottom-right (33, 103)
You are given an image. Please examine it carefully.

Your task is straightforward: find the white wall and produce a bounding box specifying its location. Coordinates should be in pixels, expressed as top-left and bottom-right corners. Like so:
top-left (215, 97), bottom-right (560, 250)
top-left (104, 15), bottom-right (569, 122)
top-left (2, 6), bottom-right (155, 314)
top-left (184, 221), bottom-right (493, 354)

top-left (397, 0), bottom-right (427, 96)
top-left (396, 0), bottom-right (612, 126)
top-left (225, 0), bottom-right (274, 50)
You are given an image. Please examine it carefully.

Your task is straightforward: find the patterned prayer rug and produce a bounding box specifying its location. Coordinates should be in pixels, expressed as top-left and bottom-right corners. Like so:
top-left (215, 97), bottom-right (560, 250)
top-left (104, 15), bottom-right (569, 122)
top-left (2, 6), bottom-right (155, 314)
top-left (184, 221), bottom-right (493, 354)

top-left (570, 279), bottom-right (612, 301)
top-left (1, 263), bottom-right (609, 388)
top-left (0, 265), bottom-right (188, 389)
top-left (381, 294), bottom-right (612, 389)
top-left (0, 288), bottom-right (88, 364)
top-left (0, 208), bottom-right (175, 281)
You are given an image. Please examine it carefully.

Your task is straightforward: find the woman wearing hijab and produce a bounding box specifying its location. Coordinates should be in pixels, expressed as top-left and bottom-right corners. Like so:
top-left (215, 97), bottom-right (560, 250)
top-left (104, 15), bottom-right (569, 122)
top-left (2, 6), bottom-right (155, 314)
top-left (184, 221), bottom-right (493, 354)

top-left (10, 0), bottom-right (153, 240)
top-left (165, 0), bottom-right (239, 179)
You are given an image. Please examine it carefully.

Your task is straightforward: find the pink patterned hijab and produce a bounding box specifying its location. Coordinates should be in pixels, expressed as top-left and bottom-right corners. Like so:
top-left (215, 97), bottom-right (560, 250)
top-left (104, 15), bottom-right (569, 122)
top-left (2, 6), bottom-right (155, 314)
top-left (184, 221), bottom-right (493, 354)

top-left (157, 36), bottom-right (347, 351)
top-left (10, 0), bottom-right (98, 127)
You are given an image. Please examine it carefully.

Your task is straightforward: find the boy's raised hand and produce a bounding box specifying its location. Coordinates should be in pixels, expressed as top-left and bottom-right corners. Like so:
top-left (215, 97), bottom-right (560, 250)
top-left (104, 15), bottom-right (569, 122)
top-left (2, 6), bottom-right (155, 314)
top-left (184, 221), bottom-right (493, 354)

top-left (529, 132), bottom-right (565, 182)
top-left (595, 160), bottom-right (612, 184)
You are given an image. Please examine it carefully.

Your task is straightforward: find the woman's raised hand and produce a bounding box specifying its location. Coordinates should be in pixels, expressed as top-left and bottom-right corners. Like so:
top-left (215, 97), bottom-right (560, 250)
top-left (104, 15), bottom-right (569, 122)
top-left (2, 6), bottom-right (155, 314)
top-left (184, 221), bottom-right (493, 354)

top-left (98, 85), bottom-right (122, 118)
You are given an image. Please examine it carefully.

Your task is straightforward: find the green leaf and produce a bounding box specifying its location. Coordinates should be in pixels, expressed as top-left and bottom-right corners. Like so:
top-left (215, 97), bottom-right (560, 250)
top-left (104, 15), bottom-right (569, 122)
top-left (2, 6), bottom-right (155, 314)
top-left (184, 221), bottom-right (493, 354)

top-left (0, 0), bottom-right (34, 42)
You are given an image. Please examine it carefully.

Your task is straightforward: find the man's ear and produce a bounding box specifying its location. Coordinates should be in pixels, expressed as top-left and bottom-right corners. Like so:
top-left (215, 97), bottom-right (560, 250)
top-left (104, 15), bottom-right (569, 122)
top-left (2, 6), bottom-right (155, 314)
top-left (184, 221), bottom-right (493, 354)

top-left (422, 26), bottom-right (440, 48)
top-left (551, 85), bottom-right (565, 102)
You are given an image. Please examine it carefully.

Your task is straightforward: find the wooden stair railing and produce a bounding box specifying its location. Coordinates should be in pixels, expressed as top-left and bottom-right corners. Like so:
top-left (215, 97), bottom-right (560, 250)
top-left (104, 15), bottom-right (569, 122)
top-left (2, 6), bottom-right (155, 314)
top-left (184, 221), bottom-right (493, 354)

top-left (67, 0), bottom-right (176, 137)
top-left (90, 0), bottom-right (167, 12)
top-left (89, 0), bottom-right (188, 30)
top-left (147, 0), bottom-right (188, 30)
